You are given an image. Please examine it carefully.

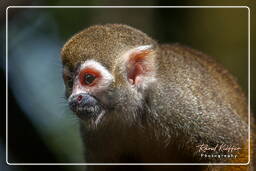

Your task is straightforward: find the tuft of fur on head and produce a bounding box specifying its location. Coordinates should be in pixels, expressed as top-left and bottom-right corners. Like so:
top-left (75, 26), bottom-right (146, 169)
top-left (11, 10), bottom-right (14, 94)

top-left (61, 24), bottom-right (157, 71)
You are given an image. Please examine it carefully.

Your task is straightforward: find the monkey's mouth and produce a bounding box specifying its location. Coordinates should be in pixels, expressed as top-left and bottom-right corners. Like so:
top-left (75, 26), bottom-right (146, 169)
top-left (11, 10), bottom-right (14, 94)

top-left (68, 93), bottom-right (105, 121)
top-left (73, 105), bottom-right (104, 120)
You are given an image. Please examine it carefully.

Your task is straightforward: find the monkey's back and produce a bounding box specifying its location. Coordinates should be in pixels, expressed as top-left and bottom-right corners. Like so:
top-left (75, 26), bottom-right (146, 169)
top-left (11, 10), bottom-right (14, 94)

top-left (157, 44), bottom-right (248, 122)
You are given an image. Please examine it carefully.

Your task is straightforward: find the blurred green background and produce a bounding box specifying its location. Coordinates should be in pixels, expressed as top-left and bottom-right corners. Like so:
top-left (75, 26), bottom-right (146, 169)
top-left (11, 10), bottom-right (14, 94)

top-left (1, 1), bottom-right (255, 171)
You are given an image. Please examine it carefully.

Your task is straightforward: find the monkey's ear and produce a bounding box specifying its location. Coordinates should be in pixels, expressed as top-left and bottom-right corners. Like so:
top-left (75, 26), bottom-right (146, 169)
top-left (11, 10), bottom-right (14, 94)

top-left (124, 45), bottom-right (156, 88)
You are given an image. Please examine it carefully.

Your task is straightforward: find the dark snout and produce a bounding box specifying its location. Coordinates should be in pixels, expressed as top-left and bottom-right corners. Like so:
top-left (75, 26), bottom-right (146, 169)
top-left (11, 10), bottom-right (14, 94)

top-left (68, 93), bottom-right (103, 119)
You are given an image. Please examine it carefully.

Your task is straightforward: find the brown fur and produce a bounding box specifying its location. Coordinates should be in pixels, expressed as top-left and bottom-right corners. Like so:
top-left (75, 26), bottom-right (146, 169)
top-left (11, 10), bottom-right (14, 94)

top-left (61, 24), bottom-right (253, 171)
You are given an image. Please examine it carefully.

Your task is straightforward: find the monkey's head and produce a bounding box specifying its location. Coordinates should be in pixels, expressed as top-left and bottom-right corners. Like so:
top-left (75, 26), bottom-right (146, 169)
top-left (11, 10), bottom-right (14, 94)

top-left (61, 24), bottom-right (158, 126)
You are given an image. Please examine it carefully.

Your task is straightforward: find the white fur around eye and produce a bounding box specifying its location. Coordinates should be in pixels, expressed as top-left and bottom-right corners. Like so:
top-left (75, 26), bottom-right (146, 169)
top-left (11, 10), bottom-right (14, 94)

top-left (80, 60), bottom-right (114, 89)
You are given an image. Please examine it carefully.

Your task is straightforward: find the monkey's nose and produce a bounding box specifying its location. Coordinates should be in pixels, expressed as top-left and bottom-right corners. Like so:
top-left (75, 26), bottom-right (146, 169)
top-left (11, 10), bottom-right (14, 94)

top-left (77, 95), bottom-right (83, 103)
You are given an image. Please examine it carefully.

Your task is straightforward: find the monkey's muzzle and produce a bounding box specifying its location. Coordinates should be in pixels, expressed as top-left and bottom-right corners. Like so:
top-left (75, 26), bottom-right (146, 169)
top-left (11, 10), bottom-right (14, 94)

top-left (68, 93), bottom-right (103, 120)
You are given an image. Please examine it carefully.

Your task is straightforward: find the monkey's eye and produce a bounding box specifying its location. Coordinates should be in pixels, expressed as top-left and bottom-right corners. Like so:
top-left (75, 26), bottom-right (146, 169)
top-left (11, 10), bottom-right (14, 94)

top-left (84, 74), bottom-right (96, 85)
top-left (63, 67), bottom-right (74, 88)
top-left (67, 79), bottom-right (73, 88)
top-left (79, 68), bottom-right (101, 86)
top-left (63, 74), bottom-right (73, 88)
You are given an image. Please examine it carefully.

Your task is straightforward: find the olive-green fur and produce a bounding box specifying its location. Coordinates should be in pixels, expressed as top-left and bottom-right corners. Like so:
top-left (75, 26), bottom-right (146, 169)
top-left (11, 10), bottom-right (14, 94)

top-left (61, 24), bottom-right (253, 171)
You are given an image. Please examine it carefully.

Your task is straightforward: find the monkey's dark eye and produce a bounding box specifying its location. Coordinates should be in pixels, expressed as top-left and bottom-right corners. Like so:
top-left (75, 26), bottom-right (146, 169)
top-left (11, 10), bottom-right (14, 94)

top-left (79, 68), bottom-right (101, 86)
top-left (63, 72), bottom-right (73, 88)
top-left (67, 79), bottom-right (73, 88)
top-left (84, 74), bottom-right (96, 85)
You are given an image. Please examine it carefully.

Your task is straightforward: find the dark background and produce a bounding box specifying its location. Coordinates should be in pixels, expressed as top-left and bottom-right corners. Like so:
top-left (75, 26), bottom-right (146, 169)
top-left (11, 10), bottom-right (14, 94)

top-left (1, 0), bottom-right (256, 171)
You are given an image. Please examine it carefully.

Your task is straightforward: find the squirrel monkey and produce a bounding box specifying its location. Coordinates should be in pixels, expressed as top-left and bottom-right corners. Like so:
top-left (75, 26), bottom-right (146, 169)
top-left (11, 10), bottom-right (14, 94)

top-left (61, 24), bottom-right (253, 171)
